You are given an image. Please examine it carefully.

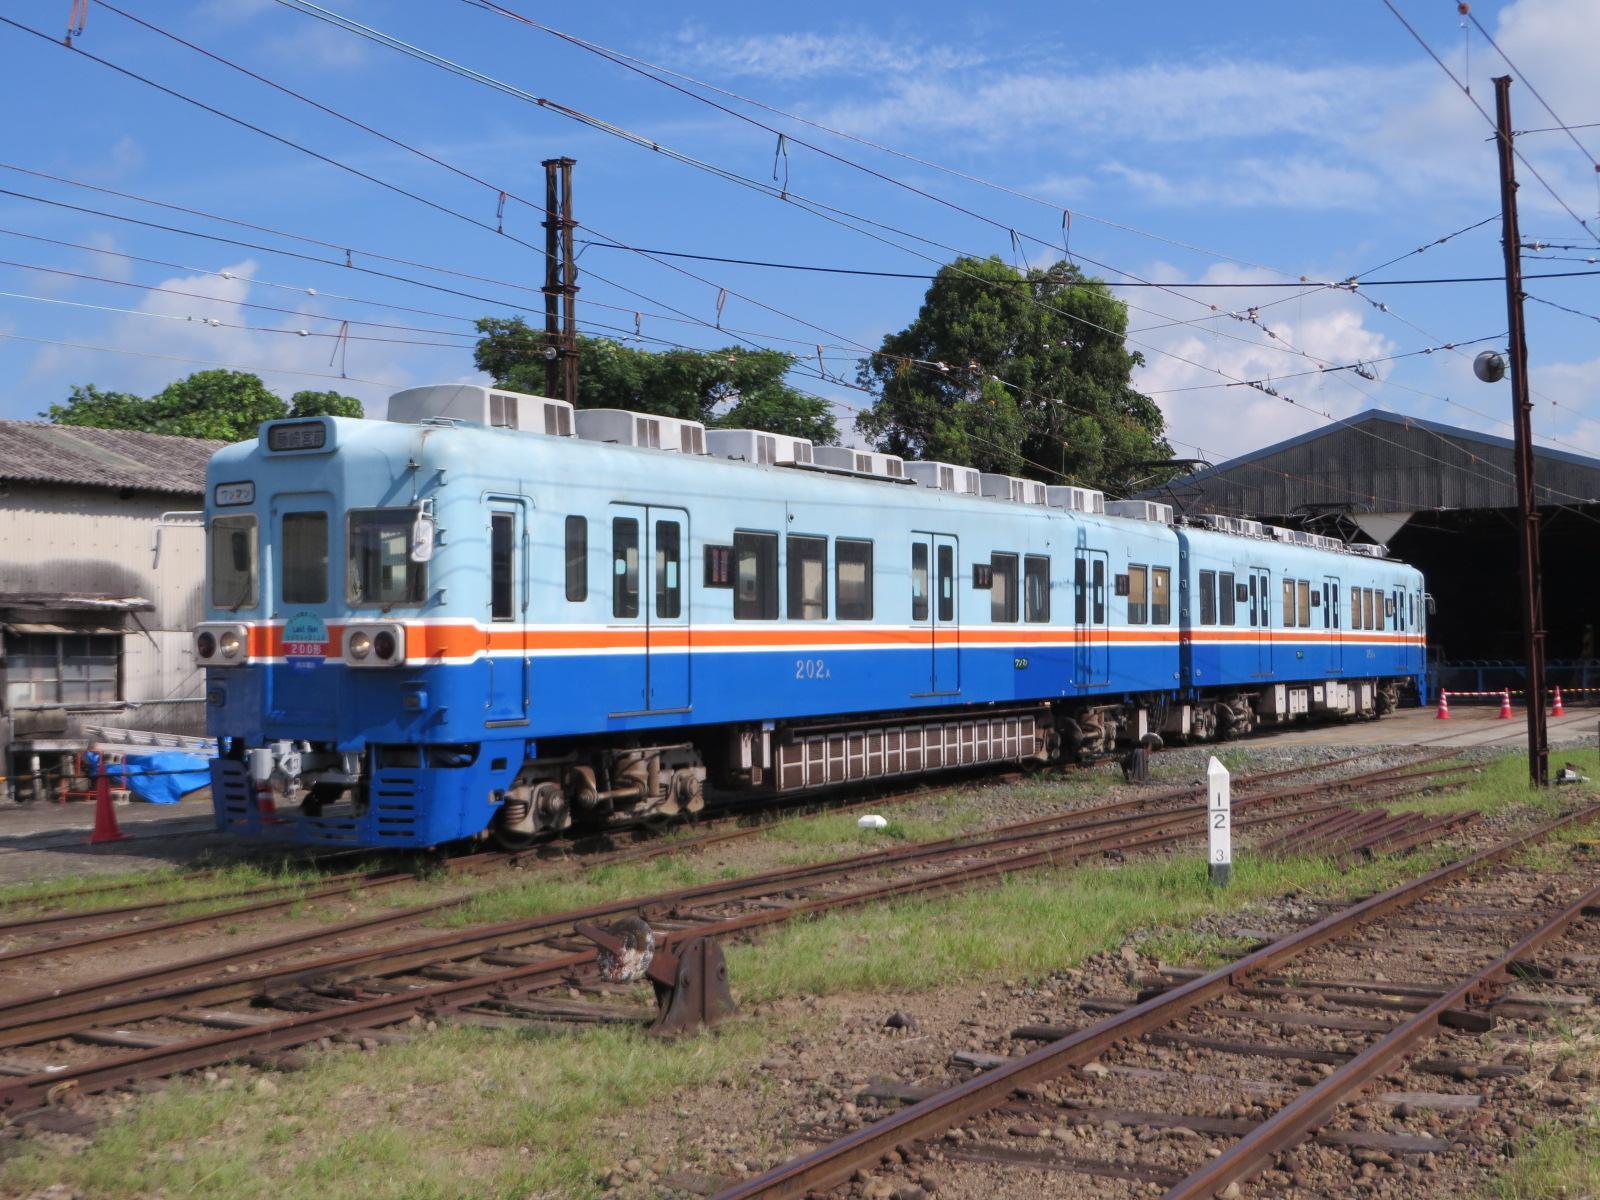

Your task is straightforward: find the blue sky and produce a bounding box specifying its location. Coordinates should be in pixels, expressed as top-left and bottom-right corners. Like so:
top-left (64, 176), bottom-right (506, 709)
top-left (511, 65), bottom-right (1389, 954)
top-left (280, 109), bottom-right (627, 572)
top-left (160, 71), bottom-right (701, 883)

top-left (1, 0), bottom-right (1597, 467)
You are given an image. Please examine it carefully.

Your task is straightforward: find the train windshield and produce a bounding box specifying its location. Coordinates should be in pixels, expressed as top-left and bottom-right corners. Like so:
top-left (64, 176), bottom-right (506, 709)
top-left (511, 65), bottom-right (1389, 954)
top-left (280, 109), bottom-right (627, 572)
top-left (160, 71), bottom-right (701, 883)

top-left (210, 514), bottom-right (258, 610)
top-left (347, 508), bottom-right (427, 607)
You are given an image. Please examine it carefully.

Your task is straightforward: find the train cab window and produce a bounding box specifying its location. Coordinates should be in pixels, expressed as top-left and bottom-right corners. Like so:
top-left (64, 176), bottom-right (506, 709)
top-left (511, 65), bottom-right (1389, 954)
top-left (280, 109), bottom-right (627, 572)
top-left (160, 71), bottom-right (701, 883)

top-left (281, 512), bottom-right (327, 605)
top-left (1297, 580), bottom-right (1311, 628)
top-left (1024, 555), bottom-right (1050, 623)
top-left (565, 516), bottom-right (588, 602)
top-left (1281, 579), bottom-right (1296, 629)
top-left (937, 544), bottom-right (955, 622)
top-left (1219, 571), bottom-right (1236, 626)
top-left (990, 553), bottom-right (1019, 623)
top-left (490, 512), bottom-right (515, 621)
top-left (1152, 567), bottom-right (1171, 624)
top-left (1074, 558), bottom-right (1087, 624)
top-left (733, 531), bottom-right (779, 620)
top-left (1092, 559), bottom-right (1106, 624)
top-left (210, 514), bottom-right (258, 609)
top-left (836, 539), bottom-right (874, 620)
top-left (612, 518), bottom-right (640, 619)
top-left (787, 535), bottom-right (828, 621)
top-left (655, 520), bottom-right (681, 619)
top-left (911, 542), bottom-right (929, 622)
top-left (1127, 565), bottom-right (1148, 624)
top-left (347, 509), bottom-right (426, 607)
top-left (1199, 570), bottom-right (1217, 625)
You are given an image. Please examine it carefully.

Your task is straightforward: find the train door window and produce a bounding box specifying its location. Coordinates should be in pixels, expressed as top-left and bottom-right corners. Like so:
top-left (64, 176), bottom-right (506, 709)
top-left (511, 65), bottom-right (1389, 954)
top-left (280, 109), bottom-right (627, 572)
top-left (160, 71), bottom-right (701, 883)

top-left (1074, 557), bottom-right (1087, 624)
top-left (1024, 555), bottom-right (1050, 623)
top-left (836, 539), bottom-right (874, 620)
top-left (210, 514), bottom-right (258, 608)
top-left (1127, 565), bottom-right (1148, 624)
top-left (990, 553), bottom-right (1019, 622)
top-left (565, 516), bottom-right (588, 602)
top-left (1322, 583), bottom-right (1331, 629)
top-left (1092, 559), bottom-right (1106, 624)
top-left (1248, 575), bottom-right (1257, 628)
top-left (655, 520), bottom-right (682, 619)
top-left (612, 518), bottom-right (640, 619)
top-left (281, 512), bottom-right (328, 604)
top-left (1199, 570), bottom-right (1217, 625)
top-left (937, 543), bottom-right (955, 622)
top-left (1152, 567), bottom-right (1171, 624)
top-left (1332, 583), bottom-right (1340, 628)
top-left (490, 512), bottom-right (515, 621)
top-left (347, 509), bottom-right (426, 607)
top-left (1281, 579), bottom-right (1296, 629)
top-left (1378, 592), bottom-right (1388, 632)
top-left (788, 535), bottom-right (828, 621)
top-left (910, 542), bottom-right (930, 622)
top-left (1219, 571), bottom-right (1236, 625)
top-left (1297, 580), bottom-right (1311, 628)
top-left (732, 531), bottom-right (778, 620)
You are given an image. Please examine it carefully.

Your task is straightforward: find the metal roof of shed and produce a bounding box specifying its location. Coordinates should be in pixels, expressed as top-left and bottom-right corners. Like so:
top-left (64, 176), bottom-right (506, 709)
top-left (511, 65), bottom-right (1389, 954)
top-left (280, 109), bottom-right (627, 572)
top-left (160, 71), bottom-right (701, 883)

top-left (0, 421), bottom-right (223, 496)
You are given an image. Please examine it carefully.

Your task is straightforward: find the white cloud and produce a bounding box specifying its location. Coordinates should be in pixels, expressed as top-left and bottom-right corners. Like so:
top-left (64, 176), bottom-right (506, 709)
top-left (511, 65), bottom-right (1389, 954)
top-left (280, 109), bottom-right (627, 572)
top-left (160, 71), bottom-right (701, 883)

top-left (671, 27), bottom-right (985, 81)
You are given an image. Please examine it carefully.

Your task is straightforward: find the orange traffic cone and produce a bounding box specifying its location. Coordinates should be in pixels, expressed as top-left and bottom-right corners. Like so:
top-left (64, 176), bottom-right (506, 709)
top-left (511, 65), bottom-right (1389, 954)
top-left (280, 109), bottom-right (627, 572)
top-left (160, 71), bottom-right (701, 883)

top-left (1552, 686), bottom-right (1566, 717)
top-left (1435, 691), bottom-right (1451, 720)
top-left (88, 767), bottom-right (129, 845)
top-left (256, 779), bottom-right (287, 825)
top-left (1498, 689), bottom-right (1513, 719)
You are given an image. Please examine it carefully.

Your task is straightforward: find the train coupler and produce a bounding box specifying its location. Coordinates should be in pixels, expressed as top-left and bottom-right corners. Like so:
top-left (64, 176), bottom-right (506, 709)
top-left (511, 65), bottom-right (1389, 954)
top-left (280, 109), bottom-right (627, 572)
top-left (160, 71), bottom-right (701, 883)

top-left (575, 917), bottom-right (736, 1038)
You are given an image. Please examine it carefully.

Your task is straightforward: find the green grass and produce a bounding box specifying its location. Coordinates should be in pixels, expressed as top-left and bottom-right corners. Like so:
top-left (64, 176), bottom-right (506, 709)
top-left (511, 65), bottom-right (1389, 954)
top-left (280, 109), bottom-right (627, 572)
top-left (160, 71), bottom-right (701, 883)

top-left (1489, 1117), bottom-right (1600, 1199)
top-left (0, 859), bottom-right (357, 916)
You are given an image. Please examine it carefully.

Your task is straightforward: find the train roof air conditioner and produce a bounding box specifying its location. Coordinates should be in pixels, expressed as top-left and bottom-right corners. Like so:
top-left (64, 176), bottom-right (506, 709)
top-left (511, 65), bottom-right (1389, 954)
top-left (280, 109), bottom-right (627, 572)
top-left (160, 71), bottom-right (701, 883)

top-left (1347, 543), bottom-right (1390, 558)
top-left (812, 445), bottom-right (906, 479)
top-left (1105, 499), bottom-right (1174, 524)
top-left (387, 384), bottom-right (575, 437)
top-left (980, 473), bottom-right (1048, 505)
top-left (1047, 486), bottom-right (1107, 514)
top-left (904, 460), bottom-right (981, 495)
top-left (704, 429), bottom-right (814, 466)
top-left (574, 408), bottom-right (707, 454)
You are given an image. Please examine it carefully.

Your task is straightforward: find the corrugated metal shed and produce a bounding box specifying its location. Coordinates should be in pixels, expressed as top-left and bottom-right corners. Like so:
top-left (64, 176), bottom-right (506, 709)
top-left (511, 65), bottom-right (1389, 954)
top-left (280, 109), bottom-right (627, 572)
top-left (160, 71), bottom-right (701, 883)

top-left (0, 421), bottom-right (224, 495)
top-left (1150, 409), bottom-right (1600, 516)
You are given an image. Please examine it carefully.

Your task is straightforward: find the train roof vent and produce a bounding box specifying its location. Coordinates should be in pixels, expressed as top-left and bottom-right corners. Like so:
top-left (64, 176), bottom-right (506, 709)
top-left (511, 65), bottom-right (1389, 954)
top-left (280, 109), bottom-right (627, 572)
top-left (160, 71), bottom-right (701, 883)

top-left (1269, 526), bottom-right (1297, 543)
top-left (1236, 519), bottom-right (1266, 538)
top-left (704, 429), bottom-right (815, 466)
top-left (574, 408), bottom-right (706, 454)
top-left (904, 460), bottom-right (981, 494)
top-left (1046, 485), bottom-right (1108, 514)
top-left (1105, 499), bottom-right (1174, 524)
top-left (812, 445), bottom-right (906, 479)
top-left (386, 384), bottom-right (575, 436)
top-left (979, 472), bottom-right (1045, 504)
top-left (1347, 543), bottom-right (1389, 558)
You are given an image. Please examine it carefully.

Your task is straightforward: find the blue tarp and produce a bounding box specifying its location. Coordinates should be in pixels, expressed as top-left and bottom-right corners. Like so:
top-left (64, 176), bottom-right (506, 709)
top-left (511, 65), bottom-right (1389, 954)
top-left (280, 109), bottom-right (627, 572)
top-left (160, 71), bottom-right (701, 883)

top-left (83, 750), bottom-right (211, 805)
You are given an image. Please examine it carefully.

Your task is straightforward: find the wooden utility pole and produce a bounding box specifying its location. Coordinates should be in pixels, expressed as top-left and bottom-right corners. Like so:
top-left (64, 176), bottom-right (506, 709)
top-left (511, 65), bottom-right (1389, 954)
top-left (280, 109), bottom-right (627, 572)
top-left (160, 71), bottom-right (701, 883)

top-left (542, 157), bottom-right (579, 406)
top-left (1493, 75), bottom-right (1549, 787)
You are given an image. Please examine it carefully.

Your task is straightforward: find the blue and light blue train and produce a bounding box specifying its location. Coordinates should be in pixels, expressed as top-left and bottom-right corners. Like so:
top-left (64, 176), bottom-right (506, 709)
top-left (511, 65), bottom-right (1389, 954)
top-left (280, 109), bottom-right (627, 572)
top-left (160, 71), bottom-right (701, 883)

top-left (194, 384), bottom-right (1427, 848)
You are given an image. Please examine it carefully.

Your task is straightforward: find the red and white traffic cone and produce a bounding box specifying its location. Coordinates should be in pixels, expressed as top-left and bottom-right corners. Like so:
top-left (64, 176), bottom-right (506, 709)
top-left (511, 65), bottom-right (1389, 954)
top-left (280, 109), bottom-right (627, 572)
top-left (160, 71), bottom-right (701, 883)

top-left (88, 766), bottom-right (129, 845)
top-left (1498, 689), bottom-right (1513, 719)
top-left (1552, 686), bottom-right (1566, 717)
top-left (1435, 691), bottom-right (1451, 720)
top-left (256, 779), bottom-right (286, 825)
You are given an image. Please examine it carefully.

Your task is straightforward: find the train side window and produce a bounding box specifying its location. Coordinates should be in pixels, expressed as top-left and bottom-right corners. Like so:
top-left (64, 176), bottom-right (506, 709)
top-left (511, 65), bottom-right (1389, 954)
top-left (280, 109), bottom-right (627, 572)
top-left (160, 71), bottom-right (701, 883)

top-left (565, 516), bottom-right (588, 602)
top-left (612, 517), bottom-right (640, 619)
top-left (281, 511), bottom-right (328, 605)
top-left (1127, 565), bottom-right (1148, 624)
top-left (1297, 580), bottom-right (1311, 628)
top-left (936, 543), bottom-right (954, 622)
top-left (1024, 555), bottom-right (1050, 623)
top-left (1219, 571), bottom-right (1235, 626)
top-left (1378, 591), bottom-right (1388, 632)
top-left (211, 513), bottom-right (258, 609)
top-left (1198, 570), bottom-right (1217, 625)
top-left (787, 534), bottom-right (828, 621)
top-left (910, 542), bottom-right (929, 622)
top-left (990, 553), bottom-right (1019, 622)
top-left (655, 520), bottom-right (681, 619)
top-left (1281, 579), bottom-right (1296, 629)
top-left (1152, 567), bottom-right (1171, 624)
top-left (1074, 558), bottom-right (1087, 624)
top-left (836, 539), bottom-right (874, 620)
top-left (347, 508), bottom-right (426, 607)
top-left (1092, 559), bottom-right (1106, 624)
top-left (1363, 588), bottom-right (1374, 630)
top-left (732, 531), bottom-right (779, 620)
top-left (490, 512), bottom-right (515, 621)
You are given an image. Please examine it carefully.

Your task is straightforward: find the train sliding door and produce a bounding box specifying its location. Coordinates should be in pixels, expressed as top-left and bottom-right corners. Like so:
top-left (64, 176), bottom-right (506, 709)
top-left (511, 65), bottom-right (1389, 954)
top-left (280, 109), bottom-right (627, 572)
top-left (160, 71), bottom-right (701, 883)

top-left (608, 504), bottom-right (691, 716)
top-left (1250, 566), bottom-right (1273, 676)
top-left (1323, 575), bottom-right (1344, 674)
top-left (911, 532), bottom-right (961, 695)
top-left (1073, 548), bottom-right (1109, 687)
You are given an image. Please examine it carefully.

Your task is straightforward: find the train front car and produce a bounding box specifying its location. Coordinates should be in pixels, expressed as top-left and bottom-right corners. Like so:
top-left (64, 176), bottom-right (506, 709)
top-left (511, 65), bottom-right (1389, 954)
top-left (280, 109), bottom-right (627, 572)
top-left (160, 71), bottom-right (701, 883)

top-left (195, 411), bottom-right (534, 847)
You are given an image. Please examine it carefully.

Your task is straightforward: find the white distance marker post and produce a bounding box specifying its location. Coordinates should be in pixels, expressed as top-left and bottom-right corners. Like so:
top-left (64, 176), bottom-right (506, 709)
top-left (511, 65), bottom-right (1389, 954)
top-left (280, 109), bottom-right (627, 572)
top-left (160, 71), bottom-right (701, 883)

top-left (1207, 755), bottom-right (1232, 887)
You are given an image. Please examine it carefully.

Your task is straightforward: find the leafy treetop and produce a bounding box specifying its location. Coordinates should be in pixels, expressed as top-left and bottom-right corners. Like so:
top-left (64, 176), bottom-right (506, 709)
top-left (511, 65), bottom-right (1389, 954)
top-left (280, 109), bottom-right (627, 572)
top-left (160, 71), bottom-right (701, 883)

top-left (42, 371), bottom-right (365, 443)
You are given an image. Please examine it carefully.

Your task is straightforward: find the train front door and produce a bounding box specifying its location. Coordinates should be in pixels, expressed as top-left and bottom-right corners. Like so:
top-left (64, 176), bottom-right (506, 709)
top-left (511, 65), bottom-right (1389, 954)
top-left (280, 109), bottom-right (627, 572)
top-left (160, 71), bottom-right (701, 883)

top-left (608, 505), bottom-right (691, 715)
top-left (1250, 566), bottom-right (1273, 675)
top-left (910, 533), bottom-right (961, 695)
top-left (1074, 548), bottom-right (1109, 687)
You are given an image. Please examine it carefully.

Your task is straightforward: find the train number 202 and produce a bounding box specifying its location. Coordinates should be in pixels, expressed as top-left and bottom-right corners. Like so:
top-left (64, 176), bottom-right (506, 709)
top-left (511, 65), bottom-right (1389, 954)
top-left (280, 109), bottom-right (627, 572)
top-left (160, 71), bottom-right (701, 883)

top-left (795, 657), bottom-right (832, 680)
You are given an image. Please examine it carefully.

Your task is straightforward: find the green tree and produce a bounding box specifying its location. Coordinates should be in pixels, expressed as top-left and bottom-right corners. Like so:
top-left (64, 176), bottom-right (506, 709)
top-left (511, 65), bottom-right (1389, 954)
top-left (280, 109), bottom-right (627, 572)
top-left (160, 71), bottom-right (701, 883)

top-left (473, 317), bottom-right (839, 444)
top-left (42, 384), bottom-right (152, 431)
top-left (856, 256), bottom-right (1172, 493)
top-left (43, 369), bottom-right (302, 442)
top-left (289, 389), bottom-right (365, 418)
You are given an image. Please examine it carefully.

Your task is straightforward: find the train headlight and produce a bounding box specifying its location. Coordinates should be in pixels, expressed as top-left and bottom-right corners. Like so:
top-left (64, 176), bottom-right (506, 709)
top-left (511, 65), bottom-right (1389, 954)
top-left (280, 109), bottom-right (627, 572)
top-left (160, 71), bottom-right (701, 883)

top-left (344, 624), bottom-right (405, 667)
top-left (218, 630), bottom-right (243, 660)
top-left (348, 632), bottom-right (372, 660)
top-left (194, 622), bottom-right (250, 666)
top-left (373, 630), bottom-right (397, 661)
top-left (196, 631), bottom-right (217, 660)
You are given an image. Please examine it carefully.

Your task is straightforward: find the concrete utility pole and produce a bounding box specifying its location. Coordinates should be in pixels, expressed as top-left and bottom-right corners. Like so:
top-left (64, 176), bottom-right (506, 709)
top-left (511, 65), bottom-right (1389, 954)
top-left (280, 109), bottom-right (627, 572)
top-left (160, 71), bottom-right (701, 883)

top-left (1492, 75), bottom-right (1550, 787)
top-left (542, 157), bottom-right (579, 407)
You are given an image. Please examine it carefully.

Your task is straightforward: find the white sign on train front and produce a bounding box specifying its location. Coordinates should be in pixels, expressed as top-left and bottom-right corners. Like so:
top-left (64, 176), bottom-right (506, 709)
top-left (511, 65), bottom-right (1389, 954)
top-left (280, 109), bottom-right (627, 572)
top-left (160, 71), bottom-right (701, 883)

top-left (1207, 755), bottom-right (1232, 886)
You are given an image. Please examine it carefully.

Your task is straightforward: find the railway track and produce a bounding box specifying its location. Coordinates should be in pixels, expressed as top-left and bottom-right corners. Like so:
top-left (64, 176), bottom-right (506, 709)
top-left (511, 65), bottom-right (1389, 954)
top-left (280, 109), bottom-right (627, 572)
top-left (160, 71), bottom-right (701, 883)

top-left (714, 804), bottom-right (1600, 1199)
top-left (0, 757), bottom-right (1469, 1119)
